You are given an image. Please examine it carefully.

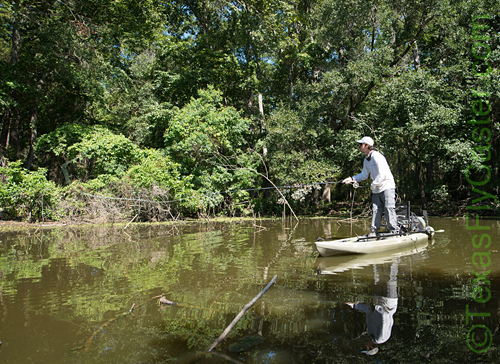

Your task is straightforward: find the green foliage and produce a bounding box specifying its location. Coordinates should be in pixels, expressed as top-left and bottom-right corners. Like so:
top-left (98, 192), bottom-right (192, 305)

top-left (263, 105), bottom-right (340, 186)
top-left (126, 149), bottom-right (183, 189)
top-left (125, 149), bottom-right (200, 211)
top-left (431, 185), bottom-right (450, 201)
top-left (36, 124), bottom-right (101, 158)
top-left (360, 69), bottom-right (480, 200)
top-left (164, 87), bottom-right (258, 203)
top-left (165, 87), bottom-right (250, 166)
top-left (0, 161), bottom-right (59, 221)
top-left (67, 127), bottom-right (141, 179)
top-left (35, 124), bottom-right (106, 183)
top-left (93, 49), bottom-right (175, 148)
top-left (2, 0), bottom-right (499, 219)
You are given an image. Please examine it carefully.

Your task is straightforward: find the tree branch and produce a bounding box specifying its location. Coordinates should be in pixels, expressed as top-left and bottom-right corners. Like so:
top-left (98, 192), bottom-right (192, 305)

top-left (207, 275), bottom-right (277, 352)
top-left (390, 15), bottom-right (434, 67)
top-left (347, 14), bottom-right (435, 118)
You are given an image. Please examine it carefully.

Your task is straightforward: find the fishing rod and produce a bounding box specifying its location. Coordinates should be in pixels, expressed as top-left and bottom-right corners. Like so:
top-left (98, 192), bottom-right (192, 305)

top-left (225, 179), bottom-right (373, 194)
top-left (77, 180), bottom-right (365, 205)
top-left (224, 180), bottom-right (344, 194)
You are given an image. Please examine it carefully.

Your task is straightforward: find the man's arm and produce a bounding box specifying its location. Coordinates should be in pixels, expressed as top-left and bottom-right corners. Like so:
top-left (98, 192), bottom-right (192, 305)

top-left (353, 160), bottom-right (370, 182)
top-left (352, 302), bottom-right (372, 314)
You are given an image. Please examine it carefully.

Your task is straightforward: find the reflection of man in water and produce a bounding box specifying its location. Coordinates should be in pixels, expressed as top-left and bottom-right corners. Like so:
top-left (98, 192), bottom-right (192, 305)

top-left (346, 260), bottom-right (399, 355)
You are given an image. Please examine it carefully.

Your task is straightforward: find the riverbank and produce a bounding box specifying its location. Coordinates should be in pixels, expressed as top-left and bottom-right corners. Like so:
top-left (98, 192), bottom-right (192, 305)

top-left (1, 199), bottom-right (497, 233)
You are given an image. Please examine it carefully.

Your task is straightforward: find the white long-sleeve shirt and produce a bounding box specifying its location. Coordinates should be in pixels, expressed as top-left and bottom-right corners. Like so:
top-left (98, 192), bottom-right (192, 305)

top-left (352, 151), bottom-right (396, 193)
top-left (354, 297), bottom-right (398, 344)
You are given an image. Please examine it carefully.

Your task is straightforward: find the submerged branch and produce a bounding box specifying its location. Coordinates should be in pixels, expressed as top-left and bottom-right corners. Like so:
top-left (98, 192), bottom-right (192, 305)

top-left (73, 295), bottom-right (163, 354)
top-left (207, 275), bottom-right (278, 352)
top-left (210, 350), bottom-right (246, 364)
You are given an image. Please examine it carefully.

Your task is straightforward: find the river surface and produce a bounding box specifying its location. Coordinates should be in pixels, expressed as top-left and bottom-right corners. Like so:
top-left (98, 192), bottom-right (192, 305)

top-left (0, 217), bottom-right (499, 363)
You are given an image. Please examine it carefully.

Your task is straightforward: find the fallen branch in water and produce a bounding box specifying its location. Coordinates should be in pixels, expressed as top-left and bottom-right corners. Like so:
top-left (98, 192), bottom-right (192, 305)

top-left (252, 223), bottom-right (267, 232)
top-left (210, 350), bottom-right (245, 364)
top-left (73, 295), bottom-right (163, 353)
top-left (80, 303), bottom-right (137, 352)
top-left (158, 296), bottom-right (177, 305)
top-left (207, 275), bottom-right (277, 352)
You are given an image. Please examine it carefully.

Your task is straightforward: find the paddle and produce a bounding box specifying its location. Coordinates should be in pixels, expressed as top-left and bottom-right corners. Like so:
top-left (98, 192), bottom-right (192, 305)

top-left (355, 232), bottom-right (403, 241)
top-left (355, 229), bottom-right (441, 241)
top-left (317, 230), bottom-right (445, 242)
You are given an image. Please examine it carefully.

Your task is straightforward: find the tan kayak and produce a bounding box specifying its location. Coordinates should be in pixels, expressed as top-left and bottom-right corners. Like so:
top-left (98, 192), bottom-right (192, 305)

top-left (315, 230), bottom-right (434, 257)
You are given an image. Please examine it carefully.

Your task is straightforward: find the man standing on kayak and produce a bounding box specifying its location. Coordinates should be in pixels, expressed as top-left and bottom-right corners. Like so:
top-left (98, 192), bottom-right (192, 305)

top-left (342, 136), bottom-right (399, 237)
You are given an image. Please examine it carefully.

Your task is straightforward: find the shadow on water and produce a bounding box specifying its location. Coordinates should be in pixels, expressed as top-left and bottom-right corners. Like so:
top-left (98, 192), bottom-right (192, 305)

top-left (0, 218), bottom-right (499, 363)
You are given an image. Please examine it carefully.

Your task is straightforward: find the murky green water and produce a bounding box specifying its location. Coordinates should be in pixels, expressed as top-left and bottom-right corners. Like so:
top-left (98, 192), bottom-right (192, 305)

top-left (0, 217), bottom-right (499, 363)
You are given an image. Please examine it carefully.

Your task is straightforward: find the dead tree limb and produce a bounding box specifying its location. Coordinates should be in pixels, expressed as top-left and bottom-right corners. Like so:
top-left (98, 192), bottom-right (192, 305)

top-left (123, 214), bottom-right (138, 230)
top-left (210, 350), bottom-right (245, 364)
top-left (207, 275), bottom-right (277, 352)
top-left (74, 296), bottom-right (162, 353)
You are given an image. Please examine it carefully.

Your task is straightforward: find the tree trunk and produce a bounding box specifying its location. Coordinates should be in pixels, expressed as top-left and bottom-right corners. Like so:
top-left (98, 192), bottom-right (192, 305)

top-left (247, 91), bottom-right (254, 113)
top-left (492, 115), bottom-right (498, 181)
top-left (0, 111), bottom-right (11, 151)
top-left (11, 1), bottom-right (21, 65)
top-left (258, 93), bottom-right (264, 118)
top-left (426, 158), bottom-right (433, 187)
top-left (1, 109), bottom-right (21, 158)
top-left (406, 139), bottom-right (411, 201)
top-left (413, 40), bottom-right (420, 69)
top-left (252, 47), bottom-right (264, 125)
top-left (24, 72), bottom-right (49, 169)
top-left (397, 150), bottom-right (402, 194)
top-left (24, 106), bottom-right (37, 170)
top-left (1, 0), bottom-right (22, 156)
top-left (322, 179), bottom-right (332, 203)
top-left (417, 161), bottom-right (426, 208)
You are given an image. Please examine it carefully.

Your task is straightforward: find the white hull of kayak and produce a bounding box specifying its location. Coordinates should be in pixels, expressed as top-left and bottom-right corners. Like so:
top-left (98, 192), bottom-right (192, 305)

top-left (315, 232), bottom-right (433, 257)
top-left (315, 239), bottom-right (431, 274)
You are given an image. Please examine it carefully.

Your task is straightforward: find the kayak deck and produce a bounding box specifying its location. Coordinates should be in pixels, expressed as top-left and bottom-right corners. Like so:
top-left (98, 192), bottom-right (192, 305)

top-left (315, 232), bottom-right (432, 257)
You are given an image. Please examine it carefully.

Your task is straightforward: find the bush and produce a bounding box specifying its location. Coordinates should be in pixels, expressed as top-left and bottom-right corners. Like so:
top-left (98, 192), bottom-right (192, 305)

top-left (0, 161), bottom-right (60, 221)
top-left (431, 185), bottom-right (450, 202)
top-left (67, 127), bottom-right (142, 180)
top-left (125, 149), bottom-right (201, 212)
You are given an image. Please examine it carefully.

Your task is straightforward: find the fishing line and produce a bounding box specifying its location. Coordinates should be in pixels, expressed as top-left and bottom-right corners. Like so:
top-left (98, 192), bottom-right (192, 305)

top-left (75, 179), bottom-right (371, 209)
top-left (76, 181), bottom-right (354, 205)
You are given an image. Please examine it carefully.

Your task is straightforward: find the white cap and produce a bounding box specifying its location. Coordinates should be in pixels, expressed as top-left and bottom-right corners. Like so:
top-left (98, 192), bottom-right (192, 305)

top-left (361, 347), bottom-right (379, 355)
top-left (356, 136), bottom-right (374, 146)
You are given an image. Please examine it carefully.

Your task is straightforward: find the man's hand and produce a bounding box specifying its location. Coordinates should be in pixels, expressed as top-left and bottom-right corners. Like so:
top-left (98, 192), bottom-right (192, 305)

top-left (342, 177), bottom-right (355, 184)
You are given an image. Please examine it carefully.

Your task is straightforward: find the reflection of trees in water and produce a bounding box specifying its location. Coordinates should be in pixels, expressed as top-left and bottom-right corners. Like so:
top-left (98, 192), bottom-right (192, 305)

top-left (1, 221), bottom-right (500, 363)
top-left (1, 222), bottom-right (291, 323)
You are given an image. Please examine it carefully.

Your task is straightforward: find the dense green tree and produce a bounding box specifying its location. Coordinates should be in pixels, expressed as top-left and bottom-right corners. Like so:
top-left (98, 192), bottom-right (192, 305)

top-left (164, 87), bottom-right (258, 201)
top-left (0, 0), bottom-right (165, 165)
top-left (0, 0), bottom-right (89, 166)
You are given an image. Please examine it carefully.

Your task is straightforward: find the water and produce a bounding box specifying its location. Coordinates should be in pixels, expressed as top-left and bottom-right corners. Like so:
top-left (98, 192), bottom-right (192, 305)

top-left (0, 217), bottom-right (499, 363)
